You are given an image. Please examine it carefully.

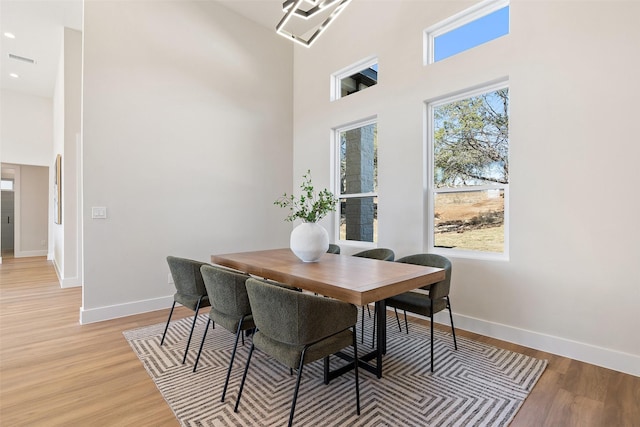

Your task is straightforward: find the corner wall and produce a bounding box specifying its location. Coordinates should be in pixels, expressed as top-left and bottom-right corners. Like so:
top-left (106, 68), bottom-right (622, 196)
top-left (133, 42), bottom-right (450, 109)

top-left (52, 27), bottom-right (82, 287)
top-left (291, 0), bottom-right (640, 376)
top-left (81, 1), bottom-right (293, 322)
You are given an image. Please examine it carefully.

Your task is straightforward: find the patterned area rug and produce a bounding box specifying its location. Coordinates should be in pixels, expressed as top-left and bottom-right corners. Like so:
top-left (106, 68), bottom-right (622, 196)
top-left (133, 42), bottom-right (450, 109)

top-left (124, 312), bottom-right (547, 426)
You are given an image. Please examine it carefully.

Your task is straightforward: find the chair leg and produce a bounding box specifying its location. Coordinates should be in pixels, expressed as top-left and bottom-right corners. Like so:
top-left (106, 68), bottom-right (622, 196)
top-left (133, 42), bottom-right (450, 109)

top-left (222, 317), bottom-right (247, 402)
top-left (160, 301), bottom-right (176, 345)
top-left (289, 348), bottom-right (309, 427)
top-left (193, 318), bottom-right (212, 372)
top-left (403, 310), bottom-right (409, 334)
top-left (182, 296), bottom-right (203, 364)
top-left (371, 305), bottom-right (376, 348)
top-left (393, 307), bottom-right (401, 332)
top-left (447, 296), bottom-right (458, 350)
top-left (234, 343), bottom-right (255, 413)
top-left (324, 356), bottom-right (331, 385)
top-left (352, 326), bottom-right (360, 415)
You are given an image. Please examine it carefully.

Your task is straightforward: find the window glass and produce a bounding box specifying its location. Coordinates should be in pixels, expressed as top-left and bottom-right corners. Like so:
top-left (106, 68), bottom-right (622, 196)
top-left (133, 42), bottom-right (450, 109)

top-left (340, 63), bottom-right (378, 98)
top-left (425, 1), bottom-right (510, 64)
top-left (332, 58), bottom-right (378, 101)
top-left (429, 85), bottom-right (509, 256)
top-left (337, 120), bottom-right (378, 243)
top-left (339, 196), bottom-right (378, 242)
top-left (434, 189), bottom-right (504, 252)
top-left (1, 179), bottom-right (14, 190)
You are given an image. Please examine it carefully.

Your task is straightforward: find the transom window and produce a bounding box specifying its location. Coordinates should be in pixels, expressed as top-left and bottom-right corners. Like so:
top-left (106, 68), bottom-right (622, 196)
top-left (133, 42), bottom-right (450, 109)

top-left (335, 118), bottom-right (378, 243)
top-left (427, 81), bottom-right (509, 258)
top-left (424, 0), bottom-right (510, 64)
top-left (331, 57), bottom-right (378, 101)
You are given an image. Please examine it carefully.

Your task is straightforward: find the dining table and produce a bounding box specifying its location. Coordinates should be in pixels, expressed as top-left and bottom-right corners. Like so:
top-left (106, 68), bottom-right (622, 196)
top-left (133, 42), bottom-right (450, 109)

top-left (211, 248), bottom-right (445, 379)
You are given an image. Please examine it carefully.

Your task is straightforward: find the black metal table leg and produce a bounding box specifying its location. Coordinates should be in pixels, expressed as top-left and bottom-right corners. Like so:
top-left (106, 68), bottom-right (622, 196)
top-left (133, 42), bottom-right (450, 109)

top-left (375, 300), bottom-right (387, 377)
top-left (330, 299), bottom-right (387, 381)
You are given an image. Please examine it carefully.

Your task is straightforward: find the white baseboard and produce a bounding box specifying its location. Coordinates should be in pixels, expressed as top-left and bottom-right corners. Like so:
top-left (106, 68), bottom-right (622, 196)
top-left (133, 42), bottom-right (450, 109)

top-left (60, 276), bottom-right (82, 288)
top-left (389, 308), bottom-right (640, 378)
top-left (80, 295), bottom-right (174, 325)
top-left (51, 258), bottom-right (81, 288)
top-left (15, 249), bottom-right (48, 257)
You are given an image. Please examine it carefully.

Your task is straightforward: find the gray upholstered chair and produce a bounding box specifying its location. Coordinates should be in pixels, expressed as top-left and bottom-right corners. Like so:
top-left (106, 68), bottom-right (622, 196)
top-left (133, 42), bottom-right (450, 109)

top-left (385, 253), bottom-right (457, 372)
top-left (193, 265), bottom-right (254, 402)
top-left (352, 248), bottom-right (396, 342)
top-left (162, 256), bottom-right (211, 364)
top-left (327, 243), bottom-right (341, 254)
top-left (234, 278), bottom-right (360, 427)
top-left (352, 248), bottom-right (394, 261)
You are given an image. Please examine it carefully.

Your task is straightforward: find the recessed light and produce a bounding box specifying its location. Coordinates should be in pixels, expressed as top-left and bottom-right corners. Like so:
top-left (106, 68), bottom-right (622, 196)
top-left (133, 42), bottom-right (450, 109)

top-left (9, 73), bottom-right (19, 78)
top-left (4, 32), bottom-right (16, 39)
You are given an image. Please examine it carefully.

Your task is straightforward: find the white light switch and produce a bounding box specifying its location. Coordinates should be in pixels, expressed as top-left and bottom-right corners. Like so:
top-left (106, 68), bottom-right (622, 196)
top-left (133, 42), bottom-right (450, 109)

top-left (92, 207), bottom-right (107, 219)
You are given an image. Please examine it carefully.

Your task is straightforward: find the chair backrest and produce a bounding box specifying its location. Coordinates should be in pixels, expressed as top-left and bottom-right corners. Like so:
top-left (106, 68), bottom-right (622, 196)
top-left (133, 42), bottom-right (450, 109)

top-left (245, 278), bottom-right (357, 346)
top-left (395, 254), bottom-right (452, 299)
top-left (166, 256), bottom-right (208, 297)
top-left (200, 265), bottom-right (251, 318)
top-left (327, 244), bottom-right (341, 254)
top-left (352, 248), bottom-right (395, 261)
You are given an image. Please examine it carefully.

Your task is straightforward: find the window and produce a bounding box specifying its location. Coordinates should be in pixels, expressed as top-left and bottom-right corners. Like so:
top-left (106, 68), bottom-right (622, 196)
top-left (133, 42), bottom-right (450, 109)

top-left (424, 0), bottom-right (509, 64)
top-left (427, 81), bottom-right (509, 258)
top-left (331, 57), bottom-right (378, 101)
top-left (1, 179), bottom-right (14, 190)
top-left (335, 118), bottom-right (378, 243)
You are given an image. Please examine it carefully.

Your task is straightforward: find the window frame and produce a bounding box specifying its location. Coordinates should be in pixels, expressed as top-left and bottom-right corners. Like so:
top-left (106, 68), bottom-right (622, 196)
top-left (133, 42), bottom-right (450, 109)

top-left (333, 116), bottom-right (378, 246)
top-left (423, 0), bottom-right (510, 65)
top-left (425, 80), bottom-right (510, 261)
top-left (330, 56), bottom-right (378, 102)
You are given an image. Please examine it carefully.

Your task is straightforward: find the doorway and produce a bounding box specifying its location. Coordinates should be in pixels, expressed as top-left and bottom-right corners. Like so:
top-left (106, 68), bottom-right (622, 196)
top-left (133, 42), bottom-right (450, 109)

top-left (1, 172), bottom-right (16, 258)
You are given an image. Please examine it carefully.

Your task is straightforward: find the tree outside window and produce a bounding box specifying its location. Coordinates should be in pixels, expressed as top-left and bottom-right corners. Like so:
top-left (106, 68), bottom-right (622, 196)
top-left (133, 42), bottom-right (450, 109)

top-left (429, 84), bottom-right (509, 255)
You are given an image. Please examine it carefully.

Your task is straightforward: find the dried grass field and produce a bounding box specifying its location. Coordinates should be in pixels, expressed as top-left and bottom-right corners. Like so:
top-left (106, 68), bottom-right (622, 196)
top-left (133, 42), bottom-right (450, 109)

top-left (434, 190), bottom-right (505, 252)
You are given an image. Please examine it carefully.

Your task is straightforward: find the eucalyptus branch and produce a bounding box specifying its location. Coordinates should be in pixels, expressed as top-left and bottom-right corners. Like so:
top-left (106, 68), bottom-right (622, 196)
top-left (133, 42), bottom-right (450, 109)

top-left (274, 170), bottom-right (338, 223)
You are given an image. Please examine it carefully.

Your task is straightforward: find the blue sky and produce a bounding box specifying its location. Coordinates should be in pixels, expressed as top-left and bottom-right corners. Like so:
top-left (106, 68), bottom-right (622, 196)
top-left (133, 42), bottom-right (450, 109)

top-left (434, 6), bottom-right (510, 62)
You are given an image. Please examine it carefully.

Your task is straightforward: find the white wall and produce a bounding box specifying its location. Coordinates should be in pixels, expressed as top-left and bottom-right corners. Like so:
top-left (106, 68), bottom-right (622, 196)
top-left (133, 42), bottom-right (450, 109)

top-left (18, 165), bottom-right (49, 255)
top-left (51, 27), bottom-right (82, 287)
top-left (291, 0), bottom-right (640, 376)
top-left (81, 1), bottom-right (293, 322)
top-left (53, 41), bottom-right (65, 269)
top-left (0, 90), bottom-right (53, 166)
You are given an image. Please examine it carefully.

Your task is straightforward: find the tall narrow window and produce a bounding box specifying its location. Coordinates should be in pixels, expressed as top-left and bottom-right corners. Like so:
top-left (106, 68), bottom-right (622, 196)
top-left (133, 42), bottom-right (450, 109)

top-left (427, 82), bottom-right (509, 257)
top-left (425, 0), bottom-right (509, 64)
top-left (336, 118), bottom-right (378, 243)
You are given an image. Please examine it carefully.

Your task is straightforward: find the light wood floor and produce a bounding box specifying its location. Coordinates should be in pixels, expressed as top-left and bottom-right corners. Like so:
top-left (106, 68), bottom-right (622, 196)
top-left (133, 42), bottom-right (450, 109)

top-left (1, 256), bottom-right (638, 426)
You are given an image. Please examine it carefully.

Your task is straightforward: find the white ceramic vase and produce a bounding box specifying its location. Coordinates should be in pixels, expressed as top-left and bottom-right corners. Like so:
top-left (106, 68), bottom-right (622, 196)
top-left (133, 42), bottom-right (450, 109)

top-left (290, 222), bottom-right (329, 262)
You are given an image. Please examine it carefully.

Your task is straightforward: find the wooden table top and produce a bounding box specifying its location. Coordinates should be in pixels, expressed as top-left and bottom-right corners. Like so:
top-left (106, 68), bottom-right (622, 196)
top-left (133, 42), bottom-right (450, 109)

top-left (211, 248), bottom-right (445, 306)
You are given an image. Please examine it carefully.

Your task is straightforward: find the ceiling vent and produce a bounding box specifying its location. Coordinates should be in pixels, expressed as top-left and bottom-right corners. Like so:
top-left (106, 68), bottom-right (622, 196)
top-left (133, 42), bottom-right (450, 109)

top-left (8, 53), bottom-right (36, 64)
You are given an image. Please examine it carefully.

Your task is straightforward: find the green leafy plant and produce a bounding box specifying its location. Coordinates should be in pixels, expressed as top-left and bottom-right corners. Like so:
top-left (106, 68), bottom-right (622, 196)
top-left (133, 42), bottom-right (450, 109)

top-left (274, 170), bottom-right (338, 223)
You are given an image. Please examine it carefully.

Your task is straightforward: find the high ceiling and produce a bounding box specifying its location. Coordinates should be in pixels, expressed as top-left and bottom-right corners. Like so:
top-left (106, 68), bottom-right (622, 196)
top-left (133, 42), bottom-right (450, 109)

top-left (0, 0), bottom-right (284, 99)
top-left (1, 0), bottom-right (82, 98)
